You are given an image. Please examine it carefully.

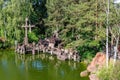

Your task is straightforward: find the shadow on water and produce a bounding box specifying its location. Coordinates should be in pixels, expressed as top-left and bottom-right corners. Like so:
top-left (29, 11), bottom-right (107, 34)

top-left (0, 50), bottom-right (88, 80)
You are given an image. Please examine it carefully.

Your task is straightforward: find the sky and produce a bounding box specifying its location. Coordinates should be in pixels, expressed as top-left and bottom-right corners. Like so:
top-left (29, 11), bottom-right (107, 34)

top-left (114, 0), bottom-right (120, 3)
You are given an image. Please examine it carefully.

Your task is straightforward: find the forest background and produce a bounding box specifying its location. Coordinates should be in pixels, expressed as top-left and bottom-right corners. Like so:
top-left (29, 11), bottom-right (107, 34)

top-left (0, 0), bottom-right (120, 61)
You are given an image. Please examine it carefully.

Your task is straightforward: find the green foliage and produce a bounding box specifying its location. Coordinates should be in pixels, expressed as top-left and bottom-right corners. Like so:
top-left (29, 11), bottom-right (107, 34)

top-left (77, 41), bottom-right (101, 61)
top-left (65, 39), bottom-right (86, 49)
top-left (0, 0), bottom-right (33, 47)
top-left (0, 41), bottom-right (11, 49)
top-left (81, 52), bottom-right (94, 62)
top-left (28, 32), bottom-right (38, 43)
top-left (44, 0), bottom-right (120, 61)
top-left (76, 38), bottom-right (104, 61)
top-left (97, 62), bottom-right (120, 80)
top-left (45, 0), bottom-right (106, 51)
top-left (0, 0), bottom-right (120, 64)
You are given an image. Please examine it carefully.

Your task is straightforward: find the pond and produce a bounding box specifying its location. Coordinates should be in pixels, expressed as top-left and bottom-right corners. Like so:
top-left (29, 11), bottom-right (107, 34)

top-left (0, 50), bottom-right (88, 80)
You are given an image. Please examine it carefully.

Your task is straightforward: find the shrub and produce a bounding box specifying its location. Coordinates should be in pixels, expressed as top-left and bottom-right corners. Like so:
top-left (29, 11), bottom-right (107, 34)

top-left (97, 62), bottom-right (120, 80)
top-left (28, 32), bottom-right (39, 43)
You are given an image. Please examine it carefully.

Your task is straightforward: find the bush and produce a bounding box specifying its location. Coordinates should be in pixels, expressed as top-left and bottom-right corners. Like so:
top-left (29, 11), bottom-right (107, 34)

top-left (97, 62), bottom-right (120, 80)
top-left (77, 45), bottom-right (97, 61)
top-left (28, 32), bottom-right (39, 43)
top-left (81, 52), bottom-right (94, 62)
top-left (0, 41), bottom-right (11, 49)
top-left (77, 40), bottom-right (103, 61)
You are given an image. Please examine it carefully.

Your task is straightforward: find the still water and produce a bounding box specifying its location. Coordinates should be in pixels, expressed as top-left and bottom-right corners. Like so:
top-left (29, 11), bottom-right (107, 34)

top-left (0, 50), bottom-right (88, 80)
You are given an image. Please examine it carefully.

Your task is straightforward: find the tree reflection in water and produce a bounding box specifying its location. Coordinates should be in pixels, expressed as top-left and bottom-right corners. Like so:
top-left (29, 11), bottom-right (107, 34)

top-left (0, 50), bottom-right (88, 80)
top-left (14, 52), bottom-right (88, 80)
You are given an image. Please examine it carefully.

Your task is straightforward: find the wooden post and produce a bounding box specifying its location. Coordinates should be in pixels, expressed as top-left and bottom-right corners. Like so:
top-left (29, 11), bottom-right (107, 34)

top-left (32, 42), bottom-right (35, 55)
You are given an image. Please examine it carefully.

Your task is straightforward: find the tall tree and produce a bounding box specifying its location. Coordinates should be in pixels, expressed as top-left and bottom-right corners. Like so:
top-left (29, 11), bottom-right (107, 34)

top-left (0, 0), bottom-right (33, 46)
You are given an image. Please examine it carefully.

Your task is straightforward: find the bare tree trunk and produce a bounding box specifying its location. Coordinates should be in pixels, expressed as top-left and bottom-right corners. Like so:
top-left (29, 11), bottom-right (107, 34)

top-left (106, 0), bottom-right (109, 68)
top-left (113, 37), bottom-right (119, 66)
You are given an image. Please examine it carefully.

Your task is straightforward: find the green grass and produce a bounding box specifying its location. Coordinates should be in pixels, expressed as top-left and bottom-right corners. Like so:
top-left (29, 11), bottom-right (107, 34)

top-left (96, 61), bottom-right (120, 80)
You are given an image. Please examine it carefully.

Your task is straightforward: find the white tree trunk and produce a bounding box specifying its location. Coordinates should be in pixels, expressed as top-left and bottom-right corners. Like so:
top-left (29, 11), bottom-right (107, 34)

top-left (113, 37), bottom-right (119, 66)
top-left (106, 0), bottom-right (110, 68)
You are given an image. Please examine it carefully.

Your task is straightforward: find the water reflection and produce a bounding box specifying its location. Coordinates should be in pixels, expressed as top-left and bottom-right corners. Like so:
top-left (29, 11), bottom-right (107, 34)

top-left (15, 53), bottom-right (83, 73)
top-left (15, 53), bottom-right (52, 70)
top-left (0, 50), bottom-right (88, 80)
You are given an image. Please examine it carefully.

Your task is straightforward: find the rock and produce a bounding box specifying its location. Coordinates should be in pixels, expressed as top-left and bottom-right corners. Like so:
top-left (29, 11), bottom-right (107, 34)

top-left (57, 55), bottom-right (68, 61)
top-left (80, 70), bottom-right (89, 77)
top-left (81, 52), bottom-right (106, 80)
top-left (49, 43), bottom-right (55, 48)
top-left (87, 52), bottom-right (106, 73)
top-left (89, 74), bottom-right (99, 80)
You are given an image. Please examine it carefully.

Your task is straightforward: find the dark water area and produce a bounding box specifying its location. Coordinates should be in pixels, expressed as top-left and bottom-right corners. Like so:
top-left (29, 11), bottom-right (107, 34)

top-left (0, 50), bottom-right (88, 80)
